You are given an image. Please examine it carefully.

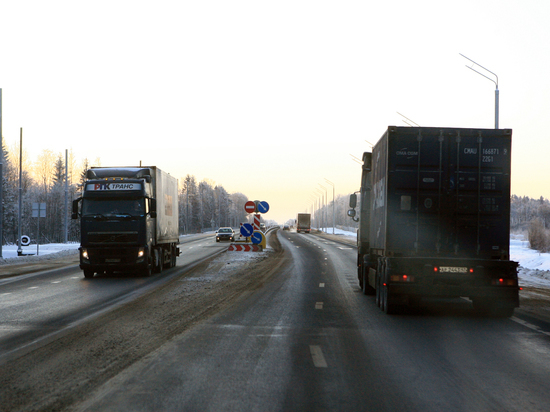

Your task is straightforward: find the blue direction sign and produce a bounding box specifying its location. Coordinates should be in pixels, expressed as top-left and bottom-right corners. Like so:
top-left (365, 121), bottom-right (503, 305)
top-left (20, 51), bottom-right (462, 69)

top-left (257, 201), bottom-right (270, 214)
top-left (240, 223), bottom-right (254, 237)
top-left (251, 231), bottom-right (263, 244)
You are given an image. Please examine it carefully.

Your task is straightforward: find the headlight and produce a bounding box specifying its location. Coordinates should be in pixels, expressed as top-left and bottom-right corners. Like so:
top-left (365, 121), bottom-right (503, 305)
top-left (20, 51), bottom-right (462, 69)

top-left (81, 249), bottom-right (89, 260)
top-left (137, 248), bottom-right (145, 258)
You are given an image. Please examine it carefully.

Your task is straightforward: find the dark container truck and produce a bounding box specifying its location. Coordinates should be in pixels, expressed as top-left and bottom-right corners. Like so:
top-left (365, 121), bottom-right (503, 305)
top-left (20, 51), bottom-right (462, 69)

top-left (348, 126), bottom-right (519, 316)
top-left (296, 213), bottom-right (311, 233)
top-left (72, 167), bottom-right (180, 278)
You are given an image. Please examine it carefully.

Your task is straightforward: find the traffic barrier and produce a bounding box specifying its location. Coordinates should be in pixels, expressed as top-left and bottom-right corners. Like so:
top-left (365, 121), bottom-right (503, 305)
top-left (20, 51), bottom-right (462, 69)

top-left (228, 244), bottom-right (262, 252)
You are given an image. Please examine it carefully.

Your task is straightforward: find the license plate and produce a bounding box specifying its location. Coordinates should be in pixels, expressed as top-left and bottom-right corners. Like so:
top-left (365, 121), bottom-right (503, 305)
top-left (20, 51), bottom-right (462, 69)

top-left (105, 258), bottom-right (121, 263)
top-left (439, 266), bottom-right (467, 273)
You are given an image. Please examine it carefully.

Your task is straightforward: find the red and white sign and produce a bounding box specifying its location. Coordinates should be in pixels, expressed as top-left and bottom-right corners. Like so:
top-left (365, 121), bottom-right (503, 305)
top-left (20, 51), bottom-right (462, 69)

top-left (228, 244), bottom-right (262, 252)
top-left (244, 201), bottom-right (256, 214)
top-left (253, 214), bottom-right (260, 230)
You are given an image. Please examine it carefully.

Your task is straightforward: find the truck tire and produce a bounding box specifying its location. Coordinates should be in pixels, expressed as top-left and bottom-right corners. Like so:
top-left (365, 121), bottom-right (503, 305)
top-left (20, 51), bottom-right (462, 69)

top-left (83, 269), bottom-right (94, 279)
top-left (362, 268), bottom-right (375, 295)
top-left (382, 285), bottom-right (400, 315)
top-left (142, 260), bottom-right (152, 277)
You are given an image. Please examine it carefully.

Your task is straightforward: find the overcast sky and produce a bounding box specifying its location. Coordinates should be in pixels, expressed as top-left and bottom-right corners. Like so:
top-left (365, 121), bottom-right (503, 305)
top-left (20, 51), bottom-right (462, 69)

top-left (1, 0), bottom-right (549, 223)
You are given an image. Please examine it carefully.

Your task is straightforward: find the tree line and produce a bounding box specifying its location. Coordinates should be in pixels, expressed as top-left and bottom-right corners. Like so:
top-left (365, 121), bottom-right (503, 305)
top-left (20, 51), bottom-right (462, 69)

top-left (0, 144), bottom-right (253, 245)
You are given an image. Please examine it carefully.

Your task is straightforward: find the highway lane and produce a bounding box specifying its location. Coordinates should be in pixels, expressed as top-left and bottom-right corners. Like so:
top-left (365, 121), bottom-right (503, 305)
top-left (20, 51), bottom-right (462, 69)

top-left (0, 234), bottom-right (227, 362)
top-left (76, 231), bottom-right (550, 412)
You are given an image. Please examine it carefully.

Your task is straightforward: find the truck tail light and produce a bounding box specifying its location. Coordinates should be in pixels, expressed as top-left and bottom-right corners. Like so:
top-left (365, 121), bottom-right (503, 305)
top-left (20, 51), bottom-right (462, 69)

top-left (390, 275), bottom-right (415, 282)
top-left (491, 278), bottom-right (517, 286)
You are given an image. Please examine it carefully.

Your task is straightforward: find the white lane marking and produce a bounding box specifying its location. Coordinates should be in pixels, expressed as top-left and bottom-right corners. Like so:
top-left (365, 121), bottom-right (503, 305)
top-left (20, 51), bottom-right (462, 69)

top-left (310, 345), bottom-right (328, 368)
top-left (315, 302), bottom-right (324, 310)
top-left (511, 317), bottom-right (550, 337)
top-left (51, 281), bottom-right (61, 284)
top-left (28, 286), bottom-right (39, 290)
top-left (319, 283), bottom-right (325, 288)
top-left (1, 293), bottom-right (12, 296)
top-left (71, 277), bottom-right (79, 279)
top-left (338, 247), bottom-right (353, 250)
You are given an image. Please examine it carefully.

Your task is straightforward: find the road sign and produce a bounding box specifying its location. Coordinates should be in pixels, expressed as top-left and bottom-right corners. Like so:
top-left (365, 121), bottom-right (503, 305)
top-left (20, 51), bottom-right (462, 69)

top-left (244, 201), bottom-right (256, 214)
top-left (240, 223), bottom-right (254, 237)
top-left (32, 203), bottom-right (46, 218)
top-left (257, 201), bottom-right (269, 214)
top-left (251, 231), bottom-right (263, 244)
top-left (20, 235), bottom-right (31, 246)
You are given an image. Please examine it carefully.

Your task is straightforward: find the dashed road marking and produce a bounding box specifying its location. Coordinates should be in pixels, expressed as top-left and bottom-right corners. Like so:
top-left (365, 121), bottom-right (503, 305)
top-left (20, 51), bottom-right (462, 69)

top-left (28, 286), bottom-right (39, 290)
top-left (51, 281), bottom-right (61, 284)
top-left (310, 345), bottom-right (328, 368)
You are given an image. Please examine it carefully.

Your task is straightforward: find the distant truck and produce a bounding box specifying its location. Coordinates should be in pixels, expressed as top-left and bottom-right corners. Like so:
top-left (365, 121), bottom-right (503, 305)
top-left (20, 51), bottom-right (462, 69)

top-left (348, 126), bottom-right (519, 316)
top-left (72, 167), bottom-right (180, 278)
top-left (296, 213), bottom-right (311, 233)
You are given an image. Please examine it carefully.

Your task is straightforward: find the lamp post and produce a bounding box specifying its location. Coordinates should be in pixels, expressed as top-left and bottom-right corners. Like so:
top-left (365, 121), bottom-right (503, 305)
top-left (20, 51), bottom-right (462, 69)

top-left (318, 184), bottom-right (328, 233)
top-left (315, 189), bottom-right (324, 231)
top-left (460, 53), bottom-right (499, 129)
top-left (324, 179), bottom-right (335, 234)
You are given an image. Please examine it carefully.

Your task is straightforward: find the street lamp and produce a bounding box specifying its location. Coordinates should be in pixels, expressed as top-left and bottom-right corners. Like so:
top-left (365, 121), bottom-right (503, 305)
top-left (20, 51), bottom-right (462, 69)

top-left (460, 53), bottom-right (499, 129)
top-left (319, 184), bottom-right (328, 233)
top-left (315, 189), bottom-right (324, 231)
top-left (324, 179), bottom-right (335, 235)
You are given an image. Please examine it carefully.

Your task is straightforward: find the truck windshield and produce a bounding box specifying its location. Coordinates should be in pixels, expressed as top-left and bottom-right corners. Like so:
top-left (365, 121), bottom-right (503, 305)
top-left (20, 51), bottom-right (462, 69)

top-left (82, 198), bottom-right (145, 217)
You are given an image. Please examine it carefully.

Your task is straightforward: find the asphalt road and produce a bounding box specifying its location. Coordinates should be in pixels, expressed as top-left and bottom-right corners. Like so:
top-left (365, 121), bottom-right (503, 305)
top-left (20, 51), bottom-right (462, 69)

top-left (74, 231), bottom-right (550, 412)
top-left (0, 233), bottom-right (227, 362)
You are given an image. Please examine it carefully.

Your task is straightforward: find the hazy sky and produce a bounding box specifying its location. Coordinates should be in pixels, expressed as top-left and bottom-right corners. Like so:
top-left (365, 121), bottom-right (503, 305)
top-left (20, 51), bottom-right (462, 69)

top-left (1, 0), bottom-right (549, 223)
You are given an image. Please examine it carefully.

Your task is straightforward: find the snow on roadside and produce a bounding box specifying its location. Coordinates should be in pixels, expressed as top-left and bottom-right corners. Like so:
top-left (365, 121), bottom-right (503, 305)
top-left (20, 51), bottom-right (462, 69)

top-left (0, 243), bottom-right (79, 265)
top-left (1, 230), bottom-right (550, 290)
top-left (510, 235), bottom-right (550, 288)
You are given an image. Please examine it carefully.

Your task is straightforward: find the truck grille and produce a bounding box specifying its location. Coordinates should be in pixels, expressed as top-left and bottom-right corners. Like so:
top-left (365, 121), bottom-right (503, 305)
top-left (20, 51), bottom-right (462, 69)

top-left (88, 232), bottom-right (138, 244)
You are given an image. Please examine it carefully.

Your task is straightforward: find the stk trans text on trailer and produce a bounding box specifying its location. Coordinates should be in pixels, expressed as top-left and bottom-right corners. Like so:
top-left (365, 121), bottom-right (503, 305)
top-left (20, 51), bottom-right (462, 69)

top-left (72, 167), bottom-right (180, 278)
top-left (348, 126), bottom-right (520, 316)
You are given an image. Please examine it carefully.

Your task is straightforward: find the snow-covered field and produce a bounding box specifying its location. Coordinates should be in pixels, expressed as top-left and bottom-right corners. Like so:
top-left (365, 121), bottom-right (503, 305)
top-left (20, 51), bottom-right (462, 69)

top-left (1, 230), bottom-right (549, 289)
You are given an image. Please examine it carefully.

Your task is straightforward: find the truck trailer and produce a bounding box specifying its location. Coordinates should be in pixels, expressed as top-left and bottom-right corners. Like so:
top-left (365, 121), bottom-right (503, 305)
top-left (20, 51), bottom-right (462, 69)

top-left (296, 213), bottom-right (311, 233)
top-left (348, 126), bottom-right (519, 316)
top-left (72, 166), bottom-right (180, 278)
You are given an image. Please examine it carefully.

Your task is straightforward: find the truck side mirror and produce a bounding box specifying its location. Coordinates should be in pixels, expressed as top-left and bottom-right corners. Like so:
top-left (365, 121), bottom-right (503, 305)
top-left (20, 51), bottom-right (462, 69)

top-left (71, 198), bottom-right (81, 219)
top-left (347, 209), bottom-right (356, 218)
top-left (349, 193), bottom-right (357, 208)
top-left (149, 198), bottom-right (157, 218)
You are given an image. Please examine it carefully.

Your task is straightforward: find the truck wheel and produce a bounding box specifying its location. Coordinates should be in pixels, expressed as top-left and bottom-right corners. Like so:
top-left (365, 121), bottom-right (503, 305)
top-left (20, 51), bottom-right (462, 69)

top-left (382, 285), bottom-right (400, 315)
top-left (142, 261), bottom-right (152, 277)
top-left (83, 269), bottom-right (94, 279)
top-left (362, 269), bottom-right (375, 295)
